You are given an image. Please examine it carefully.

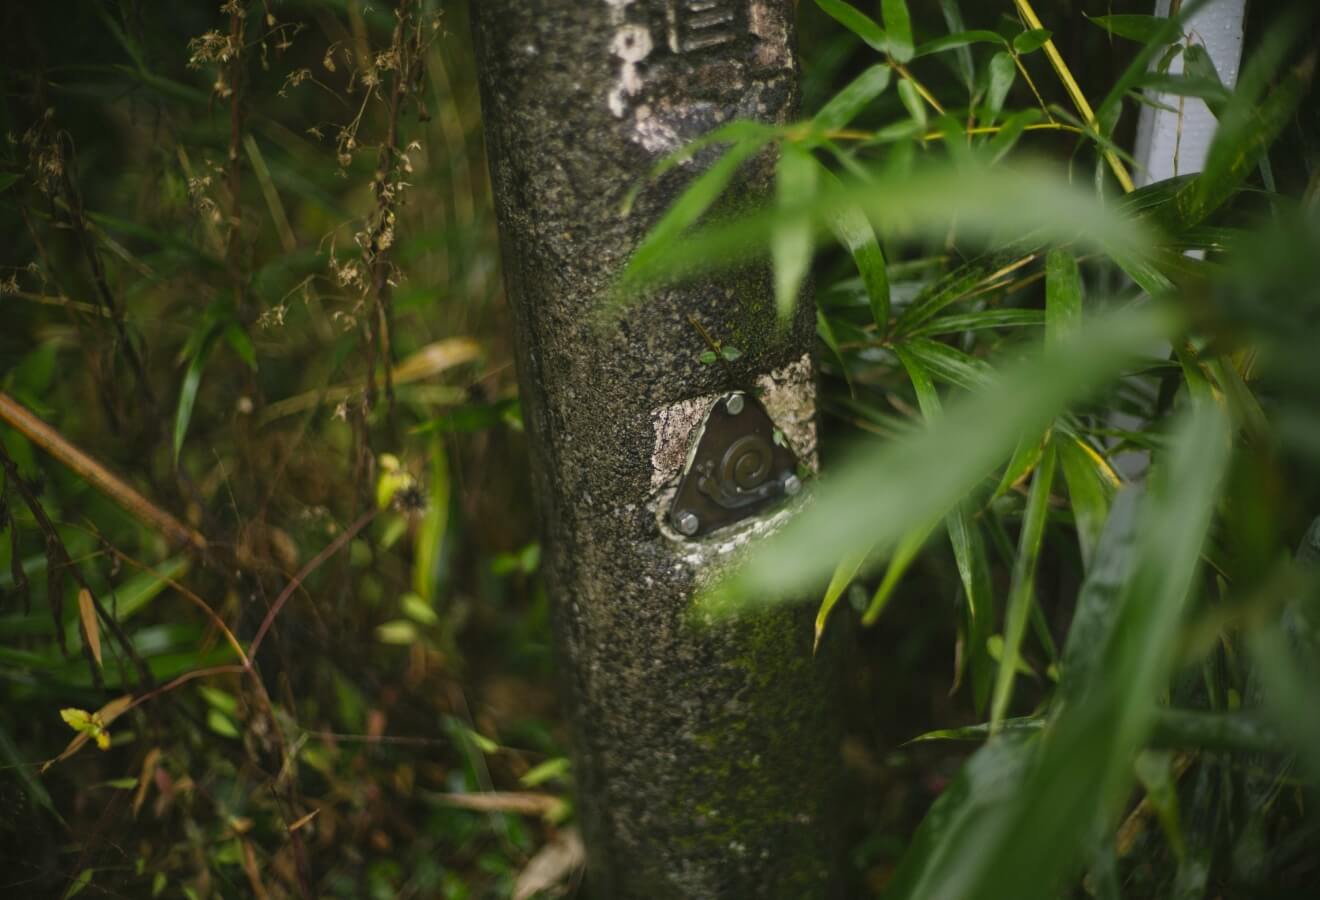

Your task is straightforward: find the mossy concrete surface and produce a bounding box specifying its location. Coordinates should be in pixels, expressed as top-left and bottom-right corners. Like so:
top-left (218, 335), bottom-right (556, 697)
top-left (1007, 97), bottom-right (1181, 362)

top-left (471, 2), bottom-right (841, 896)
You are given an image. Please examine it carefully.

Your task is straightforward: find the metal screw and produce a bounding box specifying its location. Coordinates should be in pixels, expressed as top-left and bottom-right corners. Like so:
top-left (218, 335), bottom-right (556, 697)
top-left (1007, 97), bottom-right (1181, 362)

top-left (780, 473), bottom-right (802, 497)
top-left (725, 394), bottom-right (744, 416)
top-left (675, 511), bottom-right (700, 535)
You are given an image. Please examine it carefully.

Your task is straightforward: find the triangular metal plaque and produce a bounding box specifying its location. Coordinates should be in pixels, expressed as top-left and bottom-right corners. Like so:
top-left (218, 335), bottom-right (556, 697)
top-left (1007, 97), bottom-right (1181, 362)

top-left (669, 392), bottom-right (802, 539)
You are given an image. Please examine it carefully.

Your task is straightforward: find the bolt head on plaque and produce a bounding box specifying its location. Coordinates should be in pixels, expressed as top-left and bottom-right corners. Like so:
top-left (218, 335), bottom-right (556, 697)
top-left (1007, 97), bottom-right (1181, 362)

top-left (669, 391), bottom-right (803, 539)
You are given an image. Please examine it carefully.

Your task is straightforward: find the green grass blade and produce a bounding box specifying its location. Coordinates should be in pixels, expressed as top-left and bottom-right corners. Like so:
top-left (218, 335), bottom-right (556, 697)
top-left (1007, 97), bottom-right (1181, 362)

top-left (990, 439), bottom-right (1057, 729)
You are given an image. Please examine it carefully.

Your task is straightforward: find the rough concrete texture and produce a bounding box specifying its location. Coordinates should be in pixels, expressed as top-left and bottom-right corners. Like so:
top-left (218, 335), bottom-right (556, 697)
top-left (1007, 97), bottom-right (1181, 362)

top-left (470, 2), bottom-right (841, 897)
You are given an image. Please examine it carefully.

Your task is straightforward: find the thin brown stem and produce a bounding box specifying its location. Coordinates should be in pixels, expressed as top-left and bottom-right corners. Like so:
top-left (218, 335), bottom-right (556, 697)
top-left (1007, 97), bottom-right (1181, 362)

top-left (0, 391), bottom-right (208, 551)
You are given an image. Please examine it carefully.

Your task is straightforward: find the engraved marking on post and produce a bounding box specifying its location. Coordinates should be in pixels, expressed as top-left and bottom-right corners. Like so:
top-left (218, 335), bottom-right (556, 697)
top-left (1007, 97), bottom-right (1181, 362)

top-left (667, 0), bottom-right (742, 55)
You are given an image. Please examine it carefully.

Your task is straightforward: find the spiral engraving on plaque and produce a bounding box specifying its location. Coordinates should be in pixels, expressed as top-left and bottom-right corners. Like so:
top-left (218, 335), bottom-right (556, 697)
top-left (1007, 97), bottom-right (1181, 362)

top-left (696, 433), bottom-right (777, 509)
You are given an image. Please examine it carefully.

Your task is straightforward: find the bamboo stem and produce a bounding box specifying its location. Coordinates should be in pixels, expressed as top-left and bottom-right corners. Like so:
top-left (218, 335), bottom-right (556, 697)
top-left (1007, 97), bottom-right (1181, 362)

top-left (1014, 0), bottom-right (1136, 192)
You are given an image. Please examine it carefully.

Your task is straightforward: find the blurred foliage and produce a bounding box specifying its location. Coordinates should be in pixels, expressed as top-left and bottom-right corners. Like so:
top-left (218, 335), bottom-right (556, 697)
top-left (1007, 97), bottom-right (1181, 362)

top-left (2, 0), bottom-right (1320, 898)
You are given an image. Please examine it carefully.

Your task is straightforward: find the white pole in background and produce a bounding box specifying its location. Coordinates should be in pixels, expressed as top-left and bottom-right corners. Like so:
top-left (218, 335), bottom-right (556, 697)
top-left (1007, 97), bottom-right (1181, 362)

top-left (1133, 0), bottom-right (1248, 186)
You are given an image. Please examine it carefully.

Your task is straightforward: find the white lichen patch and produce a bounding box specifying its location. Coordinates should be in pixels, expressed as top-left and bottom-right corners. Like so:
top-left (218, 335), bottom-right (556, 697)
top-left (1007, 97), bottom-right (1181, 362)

top-left (608, 21), bottom-right (653, 118)
top-left (650, 393), bottom-right (718, 491)
top-left (748, 2), bottom-right (792, 69)
top-left (756, 352), bottom-right (817, 469)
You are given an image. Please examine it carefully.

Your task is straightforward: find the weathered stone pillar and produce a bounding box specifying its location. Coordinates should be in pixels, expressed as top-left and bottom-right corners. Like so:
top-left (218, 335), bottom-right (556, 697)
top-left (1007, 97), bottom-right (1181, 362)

top-left (470, 2), bottom-right (840, 896)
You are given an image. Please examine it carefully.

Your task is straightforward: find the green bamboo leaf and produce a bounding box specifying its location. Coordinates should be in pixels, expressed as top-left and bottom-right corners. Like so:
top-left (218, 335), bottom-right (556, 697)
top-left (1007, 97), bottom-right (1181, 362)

top-left (624, 135), bottom-right (775, 285)
top-left (413, 437), bottom-right (451, 605)
top-left (1057, 434), bottom-right (1117, 571)
top-left (815, 547), bottom-right (869, 652)
top-left (886, 403), bottom-right (1229, 900)
top-left (1045, 249), bottom-right (1081, 347)
top-left (814, 0), bottom-right (889, 55)
top-left (173, 331), bottom-right (218, 461)
top-left (898, 346), bottom-right (994, 706)
top-left (896, 78), bottom-right (926, 130)
top-left (1134, 749), bottom-right (1186, 860)
top-left (811, 64), bottom-right (892, 134)
top-left (623, 121), bottom-right (778, 213)
top-left (1170, 13), bottom-right (1314, 231)
top-left (816, 163), bottom-right (890, 331)
top-left (986, 109), bottom-right (1044, 164)
top-left (897, 249), bottom-right (1033, 333)
top-left (915, 30), bottom-right (1006, 59)
top-left (862, 518), bottom-right (940, 626)
top-left (901, 338), bottom-right (992, 391)
top-left (990, 439), bottom-right (1057, 729)
top-left (706, 306), bottom-right (1171, 613)
top-left (910, 308), bottom-right (1044, 337)
top-left (937, 0), bottom-right (978, 91)
top-left (815, 309), bottom-right (853, 394)
top-left (1086, 13), bottom-right (1171, 44)
top-left (1012, 29), bottom-right (1052, 55)
top-left (772, 144), bottom-right (817, 320)
top-left (621, 165), bottom-right (1151, 295)
top-left (881, 0), bottom-right (914, 63)
top-left (985, 51), bottom-right (1017, 124)
top-left (883, 733), bottom-right (1037, 900)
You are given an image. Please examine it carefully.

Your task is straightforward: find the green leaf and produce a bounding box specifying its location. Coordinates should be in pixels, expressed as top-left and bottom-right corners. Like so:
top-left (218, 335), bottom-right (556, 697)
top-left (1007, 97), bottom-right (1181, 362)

top-left (817, 163), bottom-right (890, 331)
top-left (707, 306), bottom-right (1170, 611)
top-left (64, 869), bottom-right (94, 900)
top-left (816, 547), bottom-right (868, 651)
top-left (519, 757), bottom-right (570, 788)
top-left (937, 0), bottom-right (978, 91)
top-left (698, 350), bottom-right (718, 365)
top-left (173, 330), bottom-right (219, 462)
top-left (881, 0), bottom-right (914, 63)
top-left (884, 733), bottom-right (1037, 900)
top-left (621, 165), bottom-right (1152, 296)
top-left (1045, 249), bottom-right (1081, 347)
top-left (1134, 749), bottom-right (1185, 860)
top-left (896, 78), bottom-right (926, 131)
top-left (624, 134), bottom-right (775, 287)
top-left (862, 517), bottom-right (941, 626)
top-left (719, 344), bottom-right (743, 362)
top-left (402, 591), bottom-right (439, 625)
top-left (197, 686), bottom-right (238, 719)
top-left (223, 323), bottom-right (257, 371)
top-left (1012, 29), bottom-right (1052, 55)
top-left (990, 439), bottom-right (1056, 729)
top-left (915, 30), bottom-right (1006, 59)
top-left (1086, 14), bottom-right (1170, 44)
top-left (898, 347), bottom-right (994, 704)
top-left (814, 0), bottom-right (889, 55)
top-left (900, 338), bottom-right (992, 392)
top-left (0, 173), bottom-right (22, 194)
top-left (897, 249), bottom-right (1033, 333)
top-left (772, 146), bottom-right (816, 321)
top-left (206, 707), bottom-right (241, 740)
top-left (887, 402), bottom-right (1229, 900)
top-left (413, 438), bottom-right (450, 605)
top-left (1057, 434), bottom-right (1117, 571)
top-left (986, 109), bottom-right (1044, 164)
top-left (909, 308), bottom-right (1044, 337)
top-left (985, 52), bottom-right (1017, 124)
top-left (812, 64), bottom-right (892, 133)
top-left (375, 619), bottom-right (418, 645)
top-left (1169, 11), bottom-right (1314, 230)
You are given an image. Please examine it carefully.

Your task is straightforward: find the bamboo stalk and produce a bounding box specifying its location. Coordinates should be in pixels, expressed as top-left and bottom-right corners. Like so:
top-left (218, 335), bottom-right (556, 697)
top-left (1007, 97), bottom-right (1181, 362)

top-left (1014, 0), bottom-right (1136, 193)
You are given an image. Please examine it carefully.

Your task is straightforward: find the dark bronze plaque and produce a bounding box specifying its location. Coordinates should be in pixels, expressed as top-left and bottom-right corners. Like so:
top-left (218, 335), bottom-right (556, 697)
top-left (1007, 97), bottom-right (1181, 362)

top-left (670, 392), bottom-right (801, 538)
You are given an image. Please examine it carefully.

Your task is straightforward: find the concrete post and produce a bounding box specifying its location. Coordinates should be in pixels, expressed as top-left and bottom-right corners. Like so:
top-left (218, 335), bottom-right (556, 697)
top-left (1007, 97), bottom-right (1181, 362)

top-left (1134, 0), bottom-right (1247, 186)
top-left (469, 2), bottom-right (840, 897)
